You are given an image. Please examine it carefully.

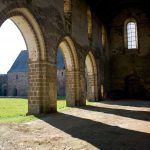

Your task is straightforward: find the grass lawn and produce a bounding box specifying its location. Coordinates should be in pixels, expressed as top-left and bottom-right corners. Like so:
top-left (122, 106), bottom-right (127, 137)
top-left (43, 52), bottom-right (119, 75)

top-left (0, 98), bottom-right (94, 123)
top-left (0, 98), bottom-right (35, 123)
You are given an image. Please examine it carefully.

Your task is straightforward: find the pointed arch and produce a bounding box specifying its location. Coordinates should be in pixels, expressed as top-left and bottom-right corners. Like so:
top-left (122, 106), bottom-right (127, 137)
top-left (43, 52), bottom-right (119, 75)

top-left (59, 36), bottom-right (79, 71)
top-left (58, 36), bottom-right (79, 106)
top-left (1, 7), bottom-right (46, 62)
top-left (0, 7), bottom-right (47, 114)
top-left (85, 51), bottom-right (98, 101)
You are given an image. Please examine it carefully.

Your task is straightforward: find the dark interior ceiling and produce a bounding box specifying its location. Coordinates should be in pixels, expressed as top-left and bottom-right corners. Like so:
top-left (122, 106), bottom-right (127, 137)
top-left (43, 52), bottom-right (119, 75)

top-left (86, 0), bottom-right (150, 23)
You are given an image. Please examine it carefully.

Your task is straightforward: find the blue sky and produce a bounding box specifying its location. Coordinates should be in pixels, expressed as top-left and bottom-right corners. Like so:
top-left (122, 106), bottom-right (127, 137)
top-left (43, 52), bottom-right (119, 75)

top-left (0, 19), bottom-right (27, 74)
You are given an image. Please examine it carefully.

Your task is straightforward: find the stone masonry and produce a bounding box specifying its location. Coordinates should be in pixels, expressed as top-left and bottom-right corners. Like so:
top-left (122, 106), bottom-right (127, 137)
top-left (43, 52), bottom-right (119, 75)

top-left (0, 74), bottom-right (7, 96)
top-left (0, 0), bottom-right (149, 114)
top-left (0, 49), bottom-right (66, 98)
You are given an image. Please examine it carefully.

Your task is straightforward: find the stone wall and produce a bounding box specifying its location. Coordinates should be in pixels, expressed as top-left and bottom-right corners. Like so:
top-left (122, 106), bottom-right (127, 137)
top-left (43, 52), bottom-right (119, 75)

top-left (0, 0), bottom-right (105, 114)
top-left (0, 74), bottom-right (7, 96)
top-left (7, 72), bottom-right (28, 97)
top-left (2, 69), bottom-right (65, 98)
top-left (109, 8), bottom-right (150, 99)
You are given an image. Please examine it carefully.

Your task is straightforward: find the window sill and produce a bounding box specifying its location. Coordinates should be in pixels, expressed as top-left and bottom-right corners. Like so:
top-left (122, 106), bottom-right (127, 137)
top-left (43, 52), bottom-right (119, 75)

top-left (125, 48), bottom-right (139, 54)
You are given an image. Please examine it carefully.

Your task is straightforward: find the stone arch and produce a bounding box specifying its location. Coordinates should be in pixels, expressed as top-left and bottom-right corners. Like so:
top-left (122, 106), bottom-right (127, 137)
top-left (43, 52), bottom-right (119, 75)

top-left (85, 51), bottom-right (98, 101)
top-left (0, 7), bottom-right (47, 114)
top-left (0, 7), bottom-right (46, 61)
top-left (58, 36), bottom-right (79, 106)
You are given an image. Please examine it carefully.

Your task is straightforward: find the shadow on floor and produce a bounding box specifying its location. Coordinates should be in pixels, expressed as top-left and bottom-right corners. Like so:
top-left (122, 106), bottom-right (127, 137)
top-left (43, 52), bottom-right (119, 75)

top-left (38, 112), bottom-right (150, 150)
top-left (78, 105), bottom-right (150, 122)
top-left (100, 100), bottom-right (150, 108)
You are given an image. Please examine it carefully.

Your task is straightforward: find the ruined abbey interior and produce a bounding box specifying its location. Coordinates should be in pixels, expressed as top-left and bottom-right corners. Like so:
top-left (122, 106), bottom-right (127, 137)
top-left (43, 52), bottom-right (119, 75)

top-left (0, 0), bottom-right (150, 114)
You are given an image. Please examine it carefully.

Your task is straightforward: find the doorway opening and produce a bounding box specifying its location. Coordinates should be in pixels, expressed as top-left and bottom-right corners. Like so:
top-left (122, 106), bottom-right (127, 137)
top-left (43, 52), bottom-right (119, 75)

top-left (57, 37), bottom-right (79, 110)
top-left (57, 48), bottom-right (66, 109)
top-left (85, 52), bottom-right (98, 101)
top-left (0, 8), bottom-right (45, 116)
top-left (0, 19), bottom-right (28, 98)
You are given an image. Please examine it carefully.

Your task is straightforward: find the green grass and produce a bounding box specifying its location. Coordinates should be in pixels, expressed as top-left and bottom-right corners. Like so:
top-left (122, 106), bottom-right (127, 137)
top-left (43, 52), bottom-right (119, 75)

top-left (57, 99), bottom-right (71, 111)
top-left (57, 98), bottom-right (95, 111)
top-left (0, 98), bottom-right (95, 123)
top-left (86, 100), bottom-right (96, 106)
top-left (0, 98), bottom-right (36, 123)
top-left (57, 96), bottom-right (70, 111)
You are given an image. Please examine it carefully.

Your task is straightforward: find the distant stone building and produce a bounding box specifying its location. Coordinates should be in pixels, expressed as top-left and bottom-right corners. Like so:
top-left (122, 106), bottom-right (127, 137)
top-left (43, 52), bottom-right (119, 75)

top-left (0, 74), bottom-right (7, 96)
top-left (0, 49), bottom-right (66, 97)
top-left (7, 50), bottom-right (28, 97)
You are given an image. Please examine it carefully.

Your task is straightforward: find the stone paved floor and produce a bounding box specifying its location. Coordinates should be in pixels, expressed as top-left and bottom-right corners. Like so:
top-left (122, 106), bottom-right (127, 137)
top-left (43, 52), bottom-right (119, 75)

top-left (0, 100), bottom-right (150, 150)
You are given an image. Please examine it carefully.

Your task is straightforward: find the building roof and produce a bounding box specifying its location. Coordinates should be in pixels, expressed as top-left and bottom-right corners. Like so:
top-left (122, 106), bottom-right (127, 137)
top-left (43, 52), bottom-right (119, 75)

top-left (8, 49), bottom-right (65, 73)
top-left (8, 50), bottom-right (28, 73)
top-left (0, 74), bottom-right (7, 76)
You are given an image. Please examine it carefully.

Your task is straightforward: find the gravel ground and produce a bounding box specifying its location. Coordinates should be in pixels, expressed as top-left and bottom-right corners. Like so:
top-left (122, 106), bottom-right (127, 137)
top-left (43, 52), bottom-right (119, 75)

top-left (0, 100), bottom-right (150, 150)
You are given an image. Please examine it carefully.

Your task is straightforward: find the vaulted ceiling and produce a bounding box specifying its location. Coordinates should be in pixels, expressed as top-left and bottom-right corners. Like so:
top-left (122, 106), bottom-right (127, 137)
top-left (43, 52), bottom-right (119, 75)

top-left (86, 0), bottom-right (150, 23)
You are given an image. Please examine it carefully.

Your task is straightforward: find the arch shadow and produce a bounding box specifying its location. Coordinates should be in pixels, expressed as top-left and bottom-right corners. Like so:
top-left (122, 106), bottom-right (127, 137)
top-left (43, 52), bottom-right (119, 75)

top-left (38, 112), bottom-right (150, 150)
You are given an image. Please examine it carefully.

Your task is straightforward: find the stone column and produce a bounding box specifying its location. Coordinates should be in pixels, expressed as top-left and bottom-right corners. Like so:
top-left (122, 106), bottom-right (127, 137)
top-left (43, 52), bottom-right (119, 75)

top-left (28, 61), bottom-right (57, 115)
top-left (66, 70), bottom-right (76, 106)
top-left (66, 69), bottom-right (86, 107)
top-left (87, 74), bottom-right (96, 101)
top-left (78, 69), bottom-right (86, 105)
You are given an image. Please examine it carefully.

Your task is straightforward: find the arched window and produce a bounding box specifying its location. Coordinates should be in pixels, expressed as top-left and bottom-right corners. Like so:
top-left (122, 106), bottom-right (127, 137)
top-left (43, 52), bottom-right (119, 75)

top-left (102, 25), bottom-right (106, 48)
top-left (87, 7), bottom-right (92, 41)
top-left (64, 0), bottom-right (72, 32)
top-left (125, 19), bottom-right (138, 49)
